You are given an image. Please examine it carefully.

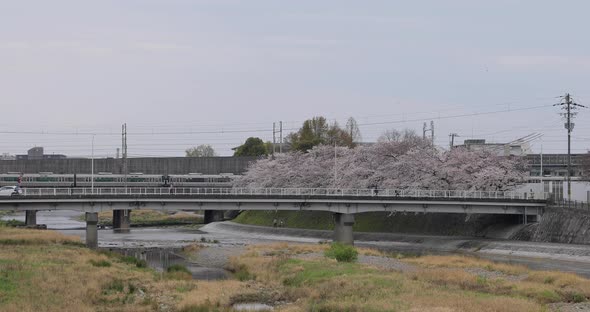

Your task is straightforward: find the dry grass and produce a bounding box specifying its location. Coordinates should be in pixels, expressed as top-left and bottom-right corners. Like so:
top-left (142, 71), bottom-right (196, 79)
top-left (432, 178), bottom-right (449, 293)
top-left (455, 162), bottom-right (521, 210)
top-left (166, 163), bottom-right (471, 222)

top-left (0, 226), bottom-right (81, 245)
top-left (182, 243), bottom-right (202, 253)
top-left (2, 228), bottom-right (589, 312)
top-left (177, 280), bottom-right (246, 308)
top-left (403, 254), bottom-right (529, 275)
top-left (0, 227), bottom-right (192, 312)
top-left (221, 244), bottom-right (589, 311)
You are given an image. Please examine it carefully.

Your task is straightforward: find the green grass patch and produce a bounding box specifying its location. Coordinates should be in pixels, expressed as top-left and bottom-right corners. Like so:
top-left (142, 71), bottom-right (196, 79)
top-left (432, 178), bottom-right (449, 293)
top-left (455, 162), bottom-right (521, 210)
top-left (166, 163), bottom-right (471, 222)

top-left (0, 272), bottom-right (18, 303)
top-left (167, 264), bottom-right (191, 274)
top-left (324, 243), bottom-right (358, 262)
top-left (119, 255), bottom-right (148, 268)
top-left (164, 264), bottom-right (192, 280)
top-left (0, 220), bottom-right (25, 227)
top-left (280, 259), bottom-right (369, 287)
top-left (234, 211), bottom-right (335, 230)
top-left (89, 259), bottom-right (112, 267)
top-left (104, 279), bottom-right (125, 293)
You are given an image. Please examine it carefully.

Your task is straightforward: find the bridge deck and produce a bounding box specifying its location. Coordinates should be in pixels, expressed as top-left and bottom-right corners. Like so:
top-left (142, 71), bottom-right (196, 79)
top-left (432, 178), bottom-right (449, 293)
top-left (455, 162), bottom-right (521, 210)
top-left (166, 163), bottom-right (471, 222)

top-left (0, 187), bottom-right (546, 216)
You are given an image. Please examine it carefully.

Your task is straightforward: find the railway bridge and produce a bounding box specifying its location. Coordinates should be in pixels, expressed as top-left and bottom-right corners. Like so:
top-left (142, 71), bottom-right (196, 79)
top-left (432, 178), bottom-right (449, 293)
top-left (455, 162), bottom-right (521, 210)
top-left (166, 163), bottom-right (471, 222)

top-left (0, 187), bottom-right (548, 247)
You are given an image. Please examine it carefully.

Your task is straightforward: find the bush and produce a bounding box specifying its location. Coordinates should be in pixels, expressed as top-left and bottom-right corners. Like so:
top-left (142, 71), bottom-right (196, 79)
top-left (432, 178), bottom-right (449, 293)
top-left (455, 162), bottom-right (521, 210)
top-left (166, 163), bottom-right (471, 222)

top-left (89, 259), bottom-right (112, 267)
top-left (0, 220), bottom-right (24, 227)
top-left (105, 279), bottom-right (125, 292)
top-left (164, 264), bottom-right (193, 280)
top-left (324, 243), bottom-right (358, 263)
top-left (120, 255), bottom-right (148, 268)
top-left (167, 264), bottom-right (191, 274)
top-left (135, 259), bottom-right (148, 268)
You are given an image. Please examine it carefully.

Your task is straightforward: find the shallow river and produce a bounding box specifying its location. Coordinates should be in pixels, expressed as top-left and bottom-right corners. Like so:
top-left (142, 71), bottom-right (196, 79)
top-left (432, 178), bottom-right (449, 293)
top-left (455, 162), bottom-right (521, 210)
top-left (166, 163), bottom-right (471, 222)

top-left (3, 210), bottom-right (590, 278)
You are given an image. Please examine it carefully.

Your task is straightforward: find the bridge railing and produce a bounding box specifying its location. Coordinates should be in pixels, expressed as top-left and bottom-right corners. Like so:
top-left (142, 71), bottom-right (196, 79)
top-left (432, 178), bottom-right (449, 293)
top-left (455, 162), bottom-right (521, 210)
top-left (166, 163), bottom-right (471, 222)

top-left (18, 187), bottom-right (549, 200)
top-left (550, 199), bottom-right (590, 211)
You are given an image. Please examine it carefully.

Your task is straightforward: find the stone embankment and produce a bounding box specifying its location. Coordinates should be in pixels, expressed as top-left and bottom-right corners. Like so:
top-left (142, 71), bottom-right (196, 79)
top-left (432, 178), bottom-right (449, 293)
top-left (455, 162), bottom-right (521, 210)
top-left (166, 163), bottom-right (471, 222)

top-left (512, 207), bottom-right (590, 244)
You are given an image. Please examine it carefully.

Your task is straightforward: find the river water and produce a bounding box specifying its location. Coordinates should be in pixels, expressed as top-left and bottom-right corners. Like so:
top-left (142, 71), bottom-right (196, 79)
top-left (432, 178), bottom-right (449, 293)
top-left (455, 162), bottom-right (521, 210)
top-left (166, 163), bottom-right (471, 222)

top-left (3, 210), bottom-right (590, 278)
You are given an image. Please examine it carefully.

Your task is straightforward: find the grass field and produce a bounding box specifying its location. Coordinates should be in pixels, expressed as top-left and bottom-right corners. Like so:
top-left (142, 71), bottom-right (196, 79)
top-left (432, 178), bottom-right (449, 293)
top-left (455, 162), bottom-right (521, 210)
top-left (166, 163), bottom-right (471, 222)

top-left (1, 226), bottom-right (588, 311)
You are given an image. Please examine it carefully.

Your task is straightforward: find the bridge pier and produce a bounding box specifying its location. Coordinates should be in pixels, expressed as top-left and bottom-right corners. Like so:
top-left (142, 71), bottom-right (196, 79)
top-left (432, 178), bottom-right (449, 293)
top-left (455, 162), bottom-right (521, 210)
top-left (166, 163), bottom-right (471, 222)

top-left (333, 213), bottom-right (355, 245)
top-left (113, 210), bottom-right (131, 233)
top-left (204, 210), bottom-right (224, 224)
top-left (85, 212), bottom-right (98, 249)
top-left (25, 210), bottom-right (37, 226)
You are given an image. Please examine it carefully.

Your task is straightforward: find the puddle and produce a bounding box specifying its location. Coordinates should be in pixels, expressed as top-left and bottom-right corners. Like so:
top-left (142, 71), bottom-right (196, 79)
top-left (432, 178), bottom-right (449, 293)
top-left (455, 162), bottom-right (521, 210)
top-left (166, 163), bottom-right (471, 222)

top-left (107, 247), bottom-right (230, 280)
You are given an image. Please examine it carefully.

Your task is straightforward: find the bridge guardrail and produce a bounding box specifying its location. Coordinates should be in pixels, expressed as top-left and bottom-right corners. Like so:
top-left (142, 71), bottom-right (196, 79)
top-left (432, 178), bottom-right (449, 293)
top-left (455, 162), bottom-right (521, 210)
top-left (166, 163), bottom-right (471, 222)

top-left (550, 199), bottom-right (590, 211)
top-left (16, 187), bottom-right (549, 201)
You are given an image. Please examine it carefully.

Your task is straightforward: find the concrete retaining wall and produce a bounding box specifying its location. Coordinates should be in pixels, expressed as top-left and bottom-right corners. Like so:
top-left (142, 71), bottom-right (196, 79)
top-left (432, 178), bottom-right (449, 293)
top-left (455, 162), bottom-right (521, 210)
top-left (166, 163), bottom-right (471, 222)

top-left (0, 156), bottom-right (259, 175)
top-left (512, 207), bottom-right (590, 244)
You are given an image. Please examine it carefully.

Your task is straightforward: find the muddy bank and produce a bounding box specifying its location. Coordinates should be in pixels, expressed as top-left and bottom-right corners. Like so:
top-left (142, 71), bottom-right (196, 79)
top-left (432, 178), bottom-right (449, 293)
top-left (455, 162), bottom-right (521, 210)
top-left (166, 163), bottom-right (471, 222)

top-left (207, 222), bottom-right (590, 277)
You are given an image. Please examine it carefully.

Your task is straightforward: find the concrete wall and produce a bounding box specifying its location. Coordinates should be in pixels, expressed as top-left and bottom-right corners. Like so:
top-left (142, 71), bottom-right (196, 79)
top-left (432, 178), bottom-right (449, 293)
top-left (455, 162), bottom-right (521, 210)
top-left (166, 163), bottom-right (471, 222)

top-left (512, 207), bottom-right (590, 244)
top-left (0, 156), bottom-right (259, 175)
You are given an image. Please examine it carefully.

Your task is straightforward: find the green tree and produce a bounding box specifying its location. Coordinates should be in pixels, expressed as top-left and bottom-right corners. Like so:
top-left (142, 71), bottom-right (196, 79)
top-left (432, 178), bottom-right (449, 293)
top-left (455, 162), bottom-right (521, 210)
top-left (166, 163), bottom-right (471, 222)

top-left (287, 116), bottom-right (356, 152)
top-left (233, 137), bottom-right (268, 156)
top-left (185, 144), bottom-right (216, 157)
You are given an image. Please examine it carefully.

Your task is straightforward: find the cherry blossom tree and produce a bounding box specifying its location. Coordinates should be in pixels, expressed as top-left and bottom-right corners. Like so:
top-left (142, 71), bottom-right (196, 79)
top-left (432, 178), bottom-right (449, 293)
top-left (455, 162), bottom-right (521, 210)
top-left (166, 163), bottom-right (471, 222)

top-left (234, 139), bottom-right (528, 191)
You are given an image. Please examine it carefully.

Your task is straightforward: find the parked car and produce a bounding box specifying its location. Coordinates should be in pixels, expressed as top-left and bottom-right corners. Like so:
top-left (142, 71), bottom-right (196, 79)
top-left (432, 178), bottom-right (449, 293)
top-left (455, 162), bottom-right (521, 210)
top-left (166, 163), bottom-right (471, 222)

top-left (0, 186), bottom-right (22, 196)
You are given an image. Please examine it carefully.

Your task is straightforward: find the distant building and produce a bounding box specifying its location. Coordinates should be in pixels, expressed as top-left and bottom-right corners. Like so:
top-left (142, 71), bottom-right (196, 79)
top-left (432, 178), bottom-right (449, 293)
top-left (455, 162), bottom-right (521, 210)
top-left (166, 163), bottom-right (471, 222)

top-left (456, 139), bottom-right (531, 156)
top-left (526, 154), bottom-right (585, 178)
top-left (27, 147), bottom-right (44, 160)
top-left (0, 153), bottom-right (15, 160)
top-left (16, 147), bottom-right (67, 160)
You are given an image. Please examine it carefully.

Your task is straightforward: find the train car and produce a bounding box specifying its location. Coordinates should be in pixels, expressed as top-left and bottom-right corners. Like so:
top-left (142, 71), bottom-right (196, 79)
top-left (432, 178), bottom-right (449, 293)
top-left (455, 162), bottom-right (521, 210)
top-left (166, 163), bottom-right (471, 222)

top-left (168, 173), bottom-right (235, 188)
top-left (0, 172), bottom-right (237, 188)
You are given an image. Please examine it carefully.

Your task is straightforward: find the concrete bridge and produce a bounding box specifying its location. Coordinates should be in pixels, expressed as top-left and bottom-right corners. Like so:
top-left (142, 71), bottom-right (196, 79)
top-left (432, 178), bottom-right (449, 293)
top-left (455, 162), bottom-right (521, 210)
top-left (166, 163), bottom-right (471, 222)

top-left (0, 187), bottom-right (548, 247)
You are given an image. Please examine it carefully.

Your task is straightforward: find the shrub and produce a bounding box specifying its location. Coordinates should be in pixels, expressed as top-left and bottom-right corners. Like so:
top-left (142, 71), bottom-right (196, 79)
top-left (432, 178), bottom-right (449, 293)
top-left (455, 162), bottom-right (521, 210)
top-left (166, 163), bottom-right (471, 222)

top-left (324, 243), bottom-right (358, 263)
top-left (105, 279), bottom-right (125, 292)
top-left (569, 292), bottom-right (586, 303)
top-left (89, 259), bottom-right (112, 267)
top-left (167, 264), bottom-right (191, 274)
top-left (135, 259), bottom-right (148, 268)
top-left (120, 255), bottom-right (148, 268)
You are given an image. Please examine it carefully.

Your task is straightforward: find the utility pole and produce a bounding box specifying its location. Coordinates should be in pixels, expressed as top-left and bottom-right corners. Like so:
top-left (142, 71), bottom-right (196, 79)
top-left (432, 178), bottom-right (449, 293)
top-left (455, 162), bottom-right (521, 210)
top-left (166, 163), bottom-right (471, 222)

top-left (272, 122), bottom-right (276, 155)
top-left (279, 121), bottom-right (283, 153)
top-left (554, 93), bottom-right (586, 205)
top-left (540, 135), bottom-right (543, 182)
top-left (449, 133), bottom-right (459, 149)
top-left (423, 121), bottom-right (434, 145)
top-left (272, 121), bottom-right (283, 154)
top-left (122, 123), bottom-right (128, 190)
top-left (91, 134), bottom-right (95, 192)
top-left (431, 120), bottom-right (435, 146)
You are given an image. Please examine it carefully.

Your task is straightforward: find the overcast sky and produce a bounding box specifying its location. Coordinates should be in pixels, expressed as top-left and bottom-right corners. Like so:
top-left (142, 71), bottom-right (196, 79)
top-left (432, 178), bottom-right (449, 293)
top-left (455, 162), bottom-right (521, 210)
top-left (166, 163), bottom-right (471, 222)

top-left (1, 0), bottom-right (589, 157)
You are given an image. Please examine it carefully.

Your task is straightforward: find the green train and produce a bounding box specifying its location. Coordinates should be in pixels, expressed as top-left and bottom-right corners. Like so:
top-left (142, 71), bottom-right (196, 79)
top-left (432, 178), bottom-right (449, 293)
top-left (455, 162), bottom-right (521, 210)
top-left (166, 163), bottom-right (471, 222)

top-left (0, 172), bottom-right (236, 188)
